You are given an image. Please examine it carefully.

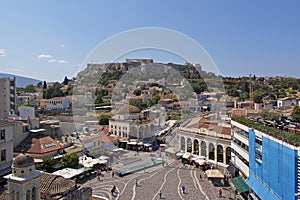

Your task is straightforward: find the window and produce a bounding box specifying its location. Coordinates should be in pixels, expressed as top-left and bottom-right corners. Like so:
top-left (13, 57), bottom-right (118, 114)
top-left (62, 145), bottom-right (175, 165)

top-left (0, 149), bottom-right (5, 161)
top-left (0, 130), bottom-right (5, 140)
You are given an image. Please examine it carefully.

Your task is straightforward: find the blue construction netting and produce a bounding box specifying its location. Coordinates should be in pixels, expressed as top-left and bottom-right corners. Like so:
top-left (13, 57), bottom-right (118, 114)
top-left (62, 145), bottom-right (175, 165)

top-left (247, 129), bottom-right (298, 200)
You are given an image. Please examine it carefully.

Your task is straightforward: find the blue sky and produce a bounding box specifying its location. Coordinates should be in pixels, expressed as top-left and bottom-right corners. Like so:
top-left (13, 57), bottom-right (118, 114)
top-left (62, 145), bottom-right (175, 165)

top-left (0, 1), bottom-right (300, 81)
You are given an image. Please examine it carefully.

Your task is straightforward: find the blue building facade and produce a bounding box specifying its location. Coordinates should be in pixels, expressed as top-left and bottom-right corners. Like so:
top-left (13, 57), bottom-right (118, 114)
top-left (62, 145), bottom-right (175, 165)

top-left (246, 128), bottom-right (299, 200)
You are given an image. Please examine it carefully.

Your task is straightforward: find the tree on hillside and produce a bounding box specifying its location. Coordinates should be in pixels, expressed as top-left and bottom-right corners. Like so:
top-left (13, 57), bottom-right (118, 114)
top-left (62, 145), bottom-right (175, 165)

top-left (133, 88), bottom-right (142, 96)
top-left (43, 81), bottom-right (47, 89)
top-left (292, 106), bottom-right (300, 123)
top-left (98, 114), bottom-right (111, 125)
top-left (60, 153), bottom-right (79, 168)
top-left (44, 82), bottom-right (64, 99)
top-left (37, 81), bottom-right (43, 88)
top-left (63, 76), bottom-right (69, 85)
top-left (95, 94), bottom-right (104, 105)
top-left (149, 95), bottom-right (160, 106)
top-left (24, 84), bottom-right (35, 93)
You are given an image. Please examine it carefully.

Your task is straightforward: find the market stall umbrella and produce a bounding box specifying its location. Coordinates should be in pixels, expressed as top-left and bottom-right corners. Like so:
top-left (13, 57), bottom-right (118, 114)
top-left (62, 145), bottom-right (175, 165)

top-left (205, 169), bottom-right (224, 179)
top-left (195, 159), bottom-right (206, 166)
top-left (113, 148), bottom-right (124, 152)
top-left (182, 153), bottom-right (192, 159)
top-left (176, 152), bottom-right (184, 157)
top-left (98, 159), bottom-right (108, 164)
top-left (99, 155), bottom-right (110, 160)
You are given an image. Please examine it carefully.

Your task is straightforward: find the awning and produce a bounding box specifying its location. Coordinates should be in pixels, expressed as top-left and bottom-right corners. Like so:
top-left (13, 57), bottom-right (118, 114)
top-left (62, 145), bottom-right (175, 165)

top-left (182, 153), bottom-right (191, 159)
top-left (176, 152), bottom-right (184, 157)
top-left (231, 176), bottom-right (249, 193)
top-left (128, 142), bottom-right (137, 145)
top-left (195, 159), bottom-right (206, 165)
top-left (246, 176), bottom-right (280, 200)
top-left (205, 169), bottom-right (224, 178)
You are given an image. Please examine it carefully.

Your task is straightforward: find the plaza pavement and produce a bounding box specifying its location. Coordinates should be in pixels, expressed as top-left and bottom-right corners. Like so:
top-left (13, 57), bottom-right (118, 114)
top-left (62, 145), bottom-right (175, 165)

top-left (80, 151), bottom-right (241, 200)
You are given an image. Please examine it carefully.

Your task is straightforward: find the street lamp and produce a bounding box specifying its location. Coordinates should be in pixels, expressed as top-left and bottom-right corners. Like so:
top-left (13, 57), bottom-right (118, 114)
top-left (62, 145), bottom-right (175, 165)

top-left (231, 154), bottom-right (237, 200)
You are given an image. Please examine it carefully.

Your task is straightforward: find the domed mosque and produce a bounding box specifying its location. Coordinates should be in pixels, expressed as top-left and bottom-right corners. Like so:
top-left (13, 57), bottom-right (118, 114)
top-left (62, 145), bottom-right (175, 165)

top-left (4, 152), bottom-right (92, 200)
top-left (5, 152), bottom-right (41, 200)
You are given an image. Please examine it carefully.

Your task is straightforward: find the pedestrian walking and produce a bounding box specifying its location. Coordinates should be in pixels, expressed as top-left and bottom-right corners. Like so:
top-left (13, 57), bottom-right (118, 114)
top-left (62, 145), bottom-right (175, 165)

top-left (199, 174), bottom-right (202, 180)
top-left (135, 178), bottom-right (138, 186)
top-left (159, 190), bottom-right (162, 199)
top-left (181, 185), bottom-right (185, 194)
top-left (112, 171), bottom-right (114, 178)
top-left (218, 188), bottom-right (222, 197)
top-left (111, 185), bottom-right (116, 196)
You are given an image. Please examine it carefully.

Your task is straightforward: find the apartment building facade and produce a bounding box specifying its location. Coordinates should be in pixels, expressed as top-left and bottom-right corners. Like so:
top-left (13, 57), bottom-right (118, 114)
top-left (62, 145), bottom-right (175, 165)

top-left (0, 77), bottom-right (16, 118)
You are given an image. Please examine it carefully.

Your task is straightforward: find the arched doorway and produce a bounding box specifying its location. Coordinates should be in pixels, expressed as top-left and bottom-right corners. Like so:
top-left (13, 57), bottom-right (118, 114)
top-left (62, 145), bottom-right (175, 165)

top-left (226, 147), bottom-right (231, 164)
top-left (209, 143), bottom-right (215, 160)
top-left (32, 187), bottom-right (37, 200)
top-left (193, 139), bottom-right (199, 155)
top-left (180, 137), bottom-right (185, 151)
top-left (217, 145), bottom-right (224, 163)
top-left (26, 190), bottom-right (31, 200)
top-left (201, 141), bottom-right (206, 157)
top-left (187, 138), bottom-right (192, 153)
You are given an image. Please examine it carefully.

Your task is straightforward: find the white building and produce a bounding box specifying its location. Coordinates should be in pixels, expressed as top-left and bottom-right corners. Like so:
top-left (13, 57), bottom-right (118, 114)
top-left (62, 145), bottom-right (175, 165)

top-left (109, 105), bottom-right (155, 140)
top-left (80, 133), bottom-right (103, 157)
top-left (231, 120), bottom-right (250, 177)
top-left (277, 97), bottom-right (298, 109)
top-left (45, 97), bottom-right (71, 110)
top-left (0, 119), bottom-right (14, 183)
top-left (18, 106), bottom-right (35, 120)
top-left (0, 77), bottom-right (16, 118)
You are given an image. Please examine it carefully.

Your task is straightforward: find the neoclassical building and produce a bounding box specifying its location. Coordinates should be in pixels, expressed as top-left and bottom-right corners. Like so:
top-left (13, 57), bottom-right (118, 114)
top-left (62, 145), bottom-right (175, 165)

top-left (177, 117), bottom-right (232, 164)
top-left (109, 105), bottom-right (155, 140)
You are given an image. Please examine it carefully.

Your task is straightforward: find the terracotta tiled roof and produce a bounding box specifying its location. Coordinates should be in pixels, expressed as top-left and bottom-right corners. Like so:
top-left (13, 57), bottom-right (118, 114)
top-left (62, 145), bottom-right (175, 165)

top-left (40, 172), bottom-right (76, 197)
top-left (102, 127), bottom-right (109, 135)
top-left (15, 133), bottom-right (62, 154)
top-left (185, 117), bottom-right (231, 135)
top-left (117, 105), bottom-right (140, 114)
top-left (0, 186), bottom-right (7, 200)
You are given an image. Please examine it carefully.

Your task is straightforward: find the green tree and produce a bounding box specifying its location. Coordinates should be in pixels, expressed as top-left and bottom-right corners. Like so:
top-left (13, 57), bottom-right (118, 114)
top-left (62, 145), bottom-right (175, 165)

top-left (95, 94), bottom-right (103, 105)
top-left (149, 95), bottom-right (160, 106)
top-left (60, 153), bottom-right (79, 168)
top-left (43, 81), bottom-right (47, 89)
top-left (44, 82), bottom-right (64, 99)
top-left (292, 106), bottom-right (300, 123)
top-left (37, 81), bottom-right (42, 88)
top-left (133, 88), bottom-right (142, 96)
top-left (24, 84), bottom-right (35, 93)
top-left (98, 114), bottom-right (111, 125)
top-left (172, 97), bottom-right (179, 102)
top-left (63, 76), bottom-right (69, 85)
top-left (129, 99), bottom-right (142, 110)
top-left (36, 156), bottom-right (57, 172)
top-left (253, 91), bottom-right (264, 103)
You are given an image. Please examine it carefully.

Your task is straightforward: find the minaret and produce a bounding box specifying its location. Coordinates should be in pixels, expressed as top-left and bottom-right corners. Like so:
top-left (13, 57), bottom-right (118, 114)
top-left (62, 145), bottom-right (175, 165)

top-left (4, 152), bottom-right (41, 200)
